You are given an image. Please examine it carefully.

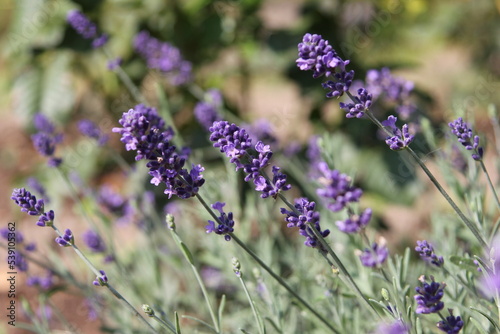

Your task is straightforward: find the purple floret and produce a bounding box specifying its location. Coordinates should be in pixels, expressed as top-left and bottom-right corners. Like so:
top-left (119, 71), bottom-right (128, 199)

top-left (414, 275), bottom-right (445, 314)
top-left (281, 198), bottom-right (330, 252)
top-left (449, 117), bottom-right (483, 161)
top-left (316, 162), bottom-right (363, 212)
top-left (11, 188), bottom-right (45, 216)
top-left (359, 242), bottom-right (388, 267)
top-left (205, 202), bottom-right (235, 241)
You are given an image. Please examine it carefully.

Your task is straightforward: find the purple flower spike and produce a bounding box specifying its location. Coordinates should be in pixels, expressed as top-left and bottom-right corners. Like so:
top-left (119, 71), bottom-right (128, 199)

top-left (382, 115), bottom-right (414, 150)
top-left (415, 240), bottom-right (444, 267)
top-left (205, 202), bottom-right (235, 241)
top-left (449, 117), bottom-right (484, 161)
top-left (316, 162), bottom-right (363, 212)
top-left (32, 133), bottom-right (56, 157)
top-left (339, 88), bottom-right (372, 118)
top-left (209, 121), bottom-right (253, 169)
top-left (92, 34), bottom-right (108, 49)
top-left (34, 113), bottom-right (56, 133)
top-left (243, 141), bottom-right (273, 182)
top-left (67, 10), bottom-right (107, 48)
top-left (254, 166), bottom-right (291, 199)
top-left (322, 70), bottom-right (355, 98)
top-left (93, 270), bottom-right (108, 286)
top-left (107, 57), bottom-right (123, 70)
top-left (437, 310), bottom-right (464, 334)
top-left (359, 242), bottom-right (388, 267)
top-left (296, 33), bottom-right (350, 79)
top-left (114, 105), bottom-right (203, 199)
top-left (281, 198), bottom-right (330, 253)
top-left (55, 229), bottom-right (74, 247)
top-left (67, 10), bottom-right (97, 39)
top-left (11, 188), bottom-right (45, 216)
top-left (78, 120), bottom-right (109, 146)
top-left (37, 210), bottom-right (55, 227)
top-left (83, 230), bottom-right (107, 253)
top-left (414, 275), bottom-right (445, 314)
top-left (31, 114), bottom-right (63, 166)
top-left (14, 251), bottom-right (28, 271)
top-left (374, 321), bottom-right (410, 334)
top-left (134, 30), bottom-right (192, 85)
top-left (336, 208), bottom-right (372, 234)
top-left (194, 89), bottom-right (223, 130)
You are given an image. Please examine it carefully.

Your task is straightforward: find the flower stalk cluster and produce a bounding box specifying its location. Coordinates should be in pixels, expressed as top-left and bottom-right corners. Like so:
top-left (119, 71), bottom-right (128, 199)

top-left (31, 113), bottom-right (63, 167)
top-left (134, 30), bottom-right (192, 85)
top-left (209, 120), bottom-right (291, 199)
top-left (67, 10), bottom-right (108, 48)
top-left (448, 117), bottom-right (483, 161)
top-left (113, 104), bottom-right (205, 199)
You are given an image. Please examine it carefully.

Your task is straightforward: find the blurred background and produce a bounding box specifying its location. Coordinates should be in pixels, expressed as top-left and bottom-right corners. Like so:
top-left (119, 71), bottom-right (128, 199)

top-left (1, 0), bottom-right (500, 332)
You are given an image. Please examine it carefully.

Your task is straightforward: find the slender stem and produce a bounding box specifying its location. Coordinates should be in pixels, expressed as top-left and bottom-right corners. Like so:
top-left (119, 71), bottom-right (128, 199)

top-left (102, 47), bottom-right (147, 104)
top-left (169, 226), bottom-right (221, 333)
top-left (307, 225), bottom-right (381, 320)
top-left (405, 147), bottom-right (489, 250)
top-left (276, 192), bottom-right (380, 319)
top-left (50, 225), bottom-right (158, 333)
top-left (362, 110), bottom-right (489, 250)
top-left (149, 312), bottom-right (177, 333)
top-left (237, 274), bottom-right (265, 334)
top-left (106, 284), bottom-right (159, 333)
top-left (230, 234), bottom-right (340, 333)
top-left (479, 160), bottom-right (500, 211)
top-left (194, 191), bottom-right (337, 331)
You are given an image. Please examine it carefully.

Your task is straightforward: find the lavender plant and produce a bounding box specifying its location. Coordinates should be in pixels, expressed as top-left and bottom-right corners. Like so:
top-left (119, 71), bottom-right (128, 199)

top-left (4, 3), bottom-right (500, 334)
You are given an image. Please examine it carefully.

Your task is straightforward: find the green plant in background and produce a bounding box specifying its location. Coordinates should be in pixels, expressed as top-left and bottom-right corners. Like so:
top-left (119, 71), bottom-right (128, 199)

top-left (3, 1), bottom-right (500, 333)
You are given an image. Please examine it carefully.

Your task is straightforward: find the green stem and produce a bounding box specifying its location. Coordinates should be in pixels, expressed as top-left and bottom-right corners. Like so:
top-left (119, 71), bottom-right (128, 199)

top-left (149, 313), bottom-right (177, 333)
top-left (50, 225), bottom-right (158, 333)
top-left (405, 146), bottom-right (489, 250)
top-left (276, 193), bottom-right (380, 319)
top-left (479, 160), bottom-right (500, 211)
top-left (237, 274), bottom-right (265, 334)
top-left (362, 110), bottom-right (489, 250)
top-left (229, 234), bottom-right (340, 333)
top-left (196, 188), bottom-right (339, 331)
top-left (169, 223), bottom-right (220, 333)
top-left (102, 47), bottom-right (147, 105)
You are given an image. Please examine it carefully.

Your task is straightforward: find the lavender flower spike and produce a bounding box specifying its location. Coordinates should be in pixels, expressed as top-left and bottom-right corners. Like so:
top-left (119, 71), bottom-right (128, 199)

top-left (414, 275), bottom-right (445, 314)
top-left (209, 121), bottom-right (253, 170)
top-left (11, 188), bottom-right (45, 216)
top-left (296, 33), bottom-right (350, 79)
top-left (281, 198), bottom-right (330, 253)
top-left (194, 89), bottom-right (223, 130)
top-left (359, 242), bottom-right (388, 267)
top-left (78, 120), bottom-right (109, 146)
top-left (31, 113), bottom-right (63, 167)
top-left (316, 162), bottom-right (363, 212)
top-left (93, 270), bottom-right (108, 286)
top-left (336, 208), bottom-right (372, 234)
top-left (449, 117), bottom-right (484, 161)
top-left (83, 230), bottom-right (107, 253)
top-left (113, 105), bottom-right (204, 199)
top-left (37, 210), bottom-right (55, 227)
top-left (382, 115), bottom-right (414, 150)
top-left (437, 309), bottom-right (464, 334)
top-left (415, 240), bottom-right (444, 267)
top-left (67, 10), bottom-right (107, 48)
top-left (134, 30), bottom-right (192, 85)
top-left (254, 166), bottom-right (291, 199)
top-left (339, 88), bottom-right (372, 118)
top-left (55, 229), bottom-right (74, 247)
top-left (205, 202), bottom-right (235, 241)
